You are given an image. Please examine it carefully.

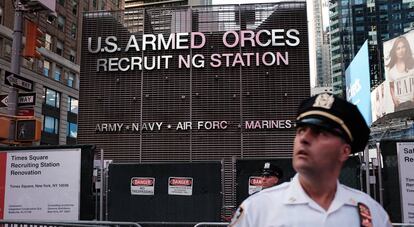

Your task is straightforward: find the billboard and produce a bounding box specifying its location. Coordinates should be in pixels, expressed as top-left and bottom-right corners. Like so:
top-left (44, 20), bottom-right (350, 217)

top-left (383, 30), bottom-right (414, 114)
top-left (371, 80), bottom-right (394, 122)
top-left (345, 40), bottom-right (372, 125)
top-left (0, 148), bottom-right (81, 220)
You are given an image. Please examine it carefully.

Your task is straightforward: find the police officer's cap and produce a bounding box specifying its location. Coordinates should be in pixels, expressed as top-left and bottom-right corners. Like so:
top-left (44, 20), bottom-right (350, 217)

top-left (262, 162), bottom-right (283, 178)
top-left (295, 93), bottom-right (370, 153)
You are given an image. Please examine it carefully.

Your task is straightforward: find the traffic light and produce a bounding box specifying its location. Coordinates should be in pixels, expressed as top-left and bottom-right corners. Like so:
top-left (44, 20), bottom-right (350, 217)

top-left (23, 20), bottom-right (44, 58)
top-left (0, 117), bottom-right (11, 139)
top-left (15, 119), bottom-right (42, 142)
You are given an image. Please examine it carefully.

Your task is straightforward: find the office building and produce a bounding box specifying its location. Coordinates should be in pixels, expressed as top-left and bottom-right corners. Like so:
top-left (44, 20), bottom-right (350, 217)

top-left (0, 0), bottom-right (122, 146)
top-left (329, 0), bottom-right (414, 96)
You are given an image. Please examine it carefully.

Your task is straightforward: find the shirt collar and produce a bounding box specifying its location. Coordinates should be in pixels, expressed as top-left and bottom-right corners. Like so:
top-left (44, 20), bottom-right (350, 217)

top-left (283, 174), bottom-right (358, 213)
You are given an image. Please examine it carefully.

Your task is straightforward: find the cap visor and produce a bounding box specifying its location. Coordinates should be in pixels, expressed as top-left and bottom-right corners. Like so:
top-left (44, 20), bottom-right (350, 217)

top-left (296, 117), bottom-right (348, 141)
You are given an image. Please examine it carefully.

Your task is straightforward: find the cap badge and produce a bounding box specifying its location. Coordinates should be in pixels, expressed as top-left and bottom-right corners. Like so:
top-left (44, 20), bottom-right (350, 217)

top-left (312, 93), bottom-right (334, 109)
top-left (264, 162), bottom-right (270, 169)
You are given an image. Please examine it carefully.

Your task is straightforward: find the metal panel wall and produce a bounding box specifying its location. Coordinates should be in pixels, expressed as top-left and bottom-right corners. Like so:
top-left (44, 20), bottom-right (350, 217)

top-left (79, 2), bottom-right (309, 215)
top-left (107, 162), bottom-right (222, 222)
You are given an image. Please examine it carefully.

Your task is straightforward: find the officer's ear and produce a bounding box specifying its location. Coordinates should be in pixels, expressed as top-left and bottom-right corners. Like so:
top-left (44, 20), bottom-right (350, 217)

top-left (339, 143), bottom-right (351, 162)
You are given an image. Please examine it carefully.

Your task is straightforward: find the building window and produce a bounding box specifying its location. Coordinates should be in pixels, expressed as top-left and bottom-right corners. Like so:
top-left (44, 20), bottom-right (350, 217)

top-left (45, 33), bottom-right (52, 50)
top-left (47, 15), bottom-right (54, 24)
top-left (392, 3), bottom-right (401, 10)
top-left (393, 23), bottom-right (402, 30)
top-left (54, 66), bottom-right (61, 81)
top-left (72, 0), bottom-right (78, 15)
top-left (67, 122), bottom-right (77, 138)
top-left (67, 72), bottom-right (76, 87)
top-left (70, 23), bottom-right (77, 39)
top-left (56, 40), bottom-right (63, 56)
top-left (99, 0), bottom-right (105, 10)
top-left (43, 60), bottom-right (50, 77)
top-left (44, 87), bottom-right (60, 108)
top-left (58, 0), bottom-right (65, 6)
top-left (0, 7), bottom-right (3, 25)
top-left (57, 15), bottom-right (65, 31)
top-left (356, 26), bottom-right (365, 31)
top-left (392, 13), bottom-right (401, 20)
top-left (69, 49), bottom-right (76, 62)
top-left (44, 116), bottom-right (59, 134)
top-left (379, 5), bottom-right (388, 11)
top-left (68, 96), bottom-right (78, 114)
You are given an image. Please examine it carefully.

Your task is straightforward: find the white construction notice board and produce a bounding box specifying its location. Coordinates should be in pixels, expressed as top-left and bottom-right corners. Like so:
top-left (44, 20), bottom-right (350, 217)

top-left (397, 142), bottom-right (414, 223)
top-left (0, 148), bottom-right (81, 220)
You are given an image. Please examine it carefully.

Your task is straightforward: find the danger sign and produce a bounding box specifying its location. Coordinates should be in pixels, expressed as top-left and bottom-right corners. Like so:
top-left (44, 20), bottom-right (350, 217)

top-left (168, 177), bottom-right (193, 196)
top-left (131, 177), bottom-right (155, 195)
top-left (248, 176), bottom-right (263, 195)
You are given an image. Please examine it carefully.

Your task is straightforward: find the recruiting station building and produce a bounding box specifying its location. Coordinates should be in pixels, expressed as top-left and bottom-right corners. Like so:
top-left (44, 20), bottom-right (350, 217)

top-left (78, 2), bottom-right (309, 215)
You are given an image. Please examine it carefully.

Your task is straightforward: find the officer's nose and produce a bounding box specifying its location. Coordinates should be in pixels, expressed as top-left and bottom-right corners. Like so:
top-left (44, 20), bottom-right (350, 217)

top-left (297, 126), bottom-right (315, 145)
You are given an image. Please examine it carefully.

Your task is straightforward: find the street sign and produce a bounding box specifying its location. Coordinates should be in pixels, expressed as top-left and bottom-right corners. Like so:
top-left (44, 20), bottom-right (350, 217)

top-left (18, 93), bottom-right (36, 106)
top-left (5, 70), bottom-right (33, 91)
top-left (0, 94), bottom-right (8, 107)
top-left (0, 93), bottom-right (36, 107)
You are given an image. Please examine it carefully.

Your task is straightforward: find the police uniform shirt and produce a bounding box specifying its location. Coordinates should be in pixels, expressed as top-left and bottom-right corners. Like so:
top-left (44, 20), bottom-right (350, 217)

top-left (230, 174), bottom-right (392, 227)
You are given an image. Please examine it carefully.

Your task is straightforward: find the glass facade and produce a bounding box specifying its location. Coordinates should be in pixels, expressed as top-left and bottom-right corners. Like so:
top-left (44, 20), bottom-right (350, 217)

top-left (329, 0), bottom-right (414, 95)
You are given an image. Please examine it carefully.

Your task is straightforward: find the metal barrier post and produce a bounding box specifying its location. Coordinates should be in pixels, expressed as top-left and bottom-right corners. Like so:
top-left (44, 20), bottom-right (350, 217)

top-left (194, 222), bottom-right (230, 227)
top-left (376, 142), bottom-right (384, 206)
top-left (364, 146), bottom-right (371, 195)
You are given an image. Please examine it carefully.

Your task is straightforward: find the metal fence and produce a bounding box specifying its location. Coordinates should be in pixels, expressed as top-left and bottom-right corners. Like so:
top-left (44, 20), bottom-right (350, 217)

top-left (3, 220), bottom-right (414, 227)
top-left (0, 220), bottom-right (142, 227)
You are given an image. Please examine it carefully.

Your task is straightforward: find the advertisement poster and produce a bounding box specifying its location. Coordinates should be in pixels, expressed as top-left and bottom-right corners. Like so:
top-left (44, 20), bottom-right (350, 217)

top-left (383, 30), bottom-right (414, 114)
top-left (345, 40), bottom-right (372, 125)
top-left (131, 177), bottom-right (155, 195)
top-left (0, 148), bottom-right (81, 220)
top-left (168, 177), bottom-right (193, 196)
top-left (248, 176), bottom-right (263, 195)
top-left (397, 142), bottom-right (414, 223)
top-left (371, 81), bottom-right (394, 122)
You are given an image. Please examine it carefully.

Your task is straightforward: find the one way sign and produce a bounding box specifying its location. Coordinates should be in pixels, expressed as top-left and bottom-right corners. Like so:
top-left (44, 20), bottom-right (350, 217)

top-left (5, 70), bottom-right (33, 91)
top-left (18, 93), bottom-right (36, 106)
top-left (0, 93), bottom-right (36, 107)
top-left (0, 94), bottom-right (8, 107)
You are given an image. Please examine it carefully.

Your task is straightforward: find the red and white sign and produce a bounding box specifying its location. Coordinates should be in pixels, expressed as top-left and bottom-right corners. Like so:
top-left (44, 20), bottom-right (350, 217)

top-left (17, 108), bottom-right (35, 116)
top-left (248, 176), bottom-right (263, 195)
top-left (0, 148), bottom-right (81, 220)
top-left (168, 177), bottom-right (193, 196)
top-left (130, 177), bottom-right (155, 195)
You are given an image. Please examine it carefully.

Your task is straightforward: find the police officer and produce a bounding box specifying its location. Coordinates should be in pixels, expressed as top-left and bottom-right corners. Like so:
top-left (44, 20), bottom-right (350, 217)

top-left (230, 93), bottom-right (392, 227)
top-left (261, 162), bottom-right (283, 189)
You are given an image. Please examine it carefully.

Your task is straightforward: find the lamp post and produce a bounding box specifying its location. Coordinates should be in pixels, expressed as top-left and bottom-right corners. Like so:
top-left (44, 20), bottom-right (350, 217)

top-left (7, 1), bottom-right (23, 143)
top-left (6, 0), bottom-right (55, 144)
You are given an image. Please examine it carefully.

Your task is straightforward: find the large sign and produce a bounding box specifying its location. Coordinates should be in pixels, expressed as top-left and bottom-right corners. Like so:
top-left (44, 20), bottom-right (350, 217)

top-left (0, 148), bottom-right (81, 220)
top-left (396, 142), bottom-right (414, 223)
top-left (88, 30), bottom-right (301, 72)
top-left (382, 30), bottom-right (414, 114)
top-left (345, 40), bottom-right (371, 125)
top-left (94, 120), bottom-right (293, 133)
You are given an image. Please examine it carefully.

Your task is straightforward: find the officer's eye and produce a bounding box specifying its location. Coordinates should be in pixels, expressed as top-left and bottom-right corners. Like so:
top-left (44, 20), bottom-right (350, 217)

top-left (296, 126), bottom-right (306, 134)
